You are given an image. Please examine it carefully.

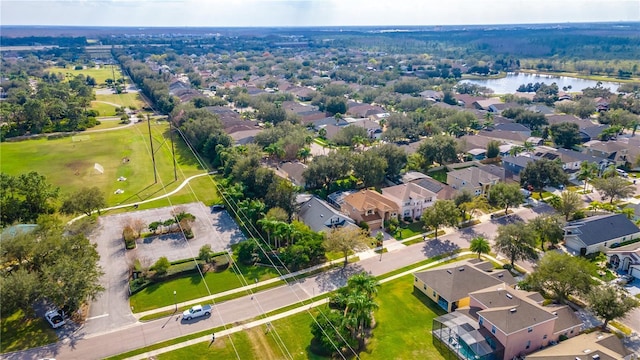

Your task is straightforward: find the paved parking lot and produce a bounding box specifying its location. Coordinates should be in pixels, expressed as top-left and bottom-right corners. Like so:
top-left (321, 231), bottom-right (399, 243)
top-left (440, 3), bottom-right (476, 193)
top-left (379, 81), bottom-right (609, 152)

top-left (81, 202), bottom-right (245, 336)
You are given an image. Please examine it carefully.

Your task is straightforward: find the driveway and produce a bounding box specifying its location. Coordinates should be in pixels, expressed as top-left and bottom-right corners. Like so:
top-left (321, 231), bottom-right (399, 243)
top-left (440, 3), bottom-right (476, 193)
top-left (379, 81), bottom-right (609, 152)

top-left (82, 202), bottom-right (245, 336)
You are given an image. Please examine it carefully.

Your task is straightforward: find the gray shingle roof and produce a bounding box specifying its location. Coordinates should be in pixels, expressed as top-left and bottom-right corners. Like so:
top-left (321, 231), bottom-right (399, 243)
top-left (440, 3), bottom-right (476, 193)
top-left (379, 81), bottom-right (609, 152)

top-left (297, 197), bottom-right (358, 233)
top-left (565, 214), bottom-right (640, 246)
top-left (414, 261), bottom-right (515, 302)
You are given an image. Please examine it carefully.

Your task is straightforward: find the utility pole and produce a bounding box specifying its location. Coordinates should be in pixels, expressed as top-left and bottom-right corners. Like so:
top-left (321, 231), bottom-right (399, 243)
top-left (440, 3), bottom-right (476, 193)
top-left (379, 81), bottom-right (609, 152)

top-left (147, 114), bottom-right (158, 183)
top-left (170, 121), bottom-right (177, 181)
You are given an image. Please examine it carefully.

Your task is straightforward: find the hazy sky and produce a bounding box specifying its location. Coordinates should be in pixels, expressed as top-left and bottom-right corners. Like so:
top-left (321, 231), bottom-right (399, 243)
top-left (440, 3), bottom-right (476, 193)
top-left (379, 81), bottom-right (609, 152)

top-left (2, 0), bottom-right (639, 27)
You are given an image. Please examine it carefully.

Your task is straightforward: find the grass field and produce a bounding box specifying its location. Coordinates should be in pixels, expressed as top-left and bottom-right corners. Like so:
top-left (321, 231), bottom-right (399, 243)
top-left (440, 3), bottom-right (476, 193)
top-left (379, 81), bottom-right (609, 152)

top-left (91, 101), bottom-right (119, 117)
top-left (95, 93), bottom-right (145, 109)
top-left (156, 274), bottom-right (447, 360)
top-left (395, 221), bottom-right (425, 240)
top-left (90, 119), bottom-right (127, 131)
top-left (45, 65), bottom-right (124, 85)
top-left (1, 310), bottom-right (59, 353)
top-left (130, 263), bottom-right (282, 313)
top-left (0, 122), bottom-right (205, 205)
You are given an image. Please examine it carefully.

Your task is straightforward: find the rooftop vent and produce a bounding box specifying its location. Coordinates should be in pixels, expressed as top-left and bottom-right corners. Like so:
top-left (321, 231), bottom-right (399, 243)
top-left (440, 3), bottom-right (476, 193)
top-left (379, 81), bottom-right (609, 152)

top-left (497, 273), bottom-right (504, 278)
top-left (506, 294), bottom-right (513, 299)
top-left (458, 267), bottom-right (465, 271)
top-left (552, 312), bottom-right (557, 316)
top-left (592, 355), bottom-right (600, 360)
top-left (446, 270), bottom-right (453, 274)
top-left (509, 308), bottom-right (517, 313)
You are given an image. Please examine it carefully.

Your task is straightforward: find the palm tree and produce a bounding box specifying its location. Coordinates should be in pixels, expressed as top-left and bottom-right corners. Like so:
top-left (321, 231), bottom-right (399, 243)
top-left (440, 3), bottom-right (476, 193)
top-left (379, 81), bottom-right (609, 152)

top-left (347, 272), bottom-right (380, 300)
top-left (297, 147), bottom-right (311, 163)
top-left (522, 141), bottom-right (536, 152)
top-left (577, 161), bottom-right (599, 192)
top-left (509, 145), bottom-right (525, 157)
top-left (470, 236), bottom-right (491, 259)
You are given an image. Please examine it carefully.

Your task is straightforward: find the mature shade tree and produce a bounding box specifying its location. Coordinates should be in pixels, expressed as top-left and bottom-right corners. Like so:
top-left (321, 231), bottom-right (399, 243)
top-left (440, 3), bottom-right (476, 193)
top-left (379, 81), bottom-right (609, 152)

top-left (486, 140), bottom-right (501, 159)
top-left (324, 227), bottom-right (369, 268)
top-left (520, 159), bottom-right (568, 198)
top-left (265, 178), bottom-right (298, 220)
top-left (0, 172), bottom-right (59, 226)
top-left (592, 176), bottom-right (635, 204)
top-left (0, 217), bottom-right (104, 315)
top-left (352, 151), bottom-right (387, 188)
top-left (528, 214), bottom-right (565, 250)
top-left (488, 183), bottom-right (524, 215)
top-left (525, 252), bottom-right (594, 304)
top-left (587, 284), bottom-right (640, 329)
top-left (303, 152), bottom-right (353, 191)
top-left (454, 190), bottom-right (474, 221)
top-left (325, 96), bottom-right (348, 115)
top-left (332, 125), bottom-right (369, 147)
top-left (574, 97), bottom-right (596, 119)
top-left (310, 310), bottom-right (358, 357)
top-left (549, 190), bottom-right (582, 221)
top-left (470, 236), bottom-right (491, 259)
top-left (421, 200), bottom-right (460, 240)
top-left (550, 122), bottom-right (581, 149)
top-left (494, 223), bottom-right (538, 268)
top-left (60, 186), bottom-right (107, 216)
top-left (371, 144), bottom-right (407, 179)
top-left (417, 135), bottom-right (459, 167)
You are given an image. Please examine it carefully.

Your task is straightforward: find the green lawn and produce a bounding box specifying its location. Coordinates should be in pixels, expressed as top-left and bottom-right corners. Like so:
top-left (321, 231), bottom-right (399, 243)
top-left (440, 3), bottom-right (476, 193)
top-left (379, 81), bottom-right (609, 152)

top-left (531, 191), bottom-right (553, 200)
top-left (155, 274), bottom-right (447, 360)
top-left (91, 100), bottom-right (119, 116)
top-left (395, 221), bottom-right (426, 240)
top-left (1, 310), bottom-right (59, 353)
top-left (45, 65), bottom-right (124, 84)
top-left (157, 331), bottom-right (257, 360)
top-left (130, 263), bottom-right (282, 313)
top-left (95, 93), bottom-right (145, 109)
top-left (427, 169), bottom-right (448, 184)
top-left (0, 122), bottom-right (205, 204)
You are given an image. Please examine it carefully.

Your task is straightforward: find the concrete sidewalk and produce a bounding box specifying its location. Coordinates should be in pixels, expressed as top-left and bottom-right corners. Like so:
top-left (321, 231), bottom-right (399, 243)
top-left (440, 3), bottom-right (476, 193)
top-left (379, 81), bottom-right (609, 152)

top-left (125, 250), bottom-right (498, 360)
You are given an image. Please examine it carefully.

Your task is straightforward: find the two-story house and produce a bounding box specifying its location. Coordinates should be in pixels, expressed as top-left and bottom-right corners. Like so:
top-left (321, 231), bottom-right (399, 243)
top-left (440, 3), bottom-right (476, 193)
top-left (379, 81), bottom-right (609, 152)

top-left (381, 183), bottom-right (437, 220)
top-left (606, 242), bottom-right (640, 281)
top-left (564, 213), bottom-right (640, 256)
top-left (297, 196), bottom-right (359, 233)
top-left (447, 167), bottom-right (500, 196)
top-left (341, 189), bottom-right (399, 230)
top-left (431, 282), bottom-right (582, 360)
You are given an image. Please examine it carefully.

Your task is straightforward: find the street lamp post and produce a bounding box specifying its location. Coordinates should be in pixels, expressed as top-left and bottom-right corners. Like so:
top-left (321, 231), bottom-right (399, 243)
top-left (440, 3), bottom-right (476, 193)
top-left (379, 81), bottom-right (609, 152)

top-left (173, 290), bottom-right (177, 311)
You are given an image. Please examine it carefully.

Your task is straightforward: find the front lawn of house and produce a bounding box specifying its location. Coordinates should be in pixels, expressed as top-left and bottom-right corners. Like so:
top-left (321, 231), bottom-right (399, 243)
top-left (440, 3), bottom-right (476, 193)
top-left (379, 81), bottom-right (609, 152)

top-left (1, 310), bottom-right (58, 353)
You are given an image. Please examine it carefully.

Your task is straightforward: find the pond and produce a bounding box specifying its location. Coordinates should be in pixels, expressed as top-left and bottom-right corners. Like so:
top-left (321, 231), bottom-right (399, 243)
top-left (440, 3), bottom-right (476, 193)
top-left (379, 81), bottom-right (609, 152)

top-left (458, 72), bottom-right (622, 94)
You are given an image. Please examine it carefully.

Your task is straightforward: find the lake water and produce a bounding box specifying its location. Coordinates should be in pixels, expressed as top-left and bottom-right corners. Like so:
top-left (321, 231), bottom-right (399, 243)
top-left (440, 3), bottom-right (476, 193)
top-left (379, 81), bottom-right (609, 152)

top-left (458, 72), bottom-right (622, 94)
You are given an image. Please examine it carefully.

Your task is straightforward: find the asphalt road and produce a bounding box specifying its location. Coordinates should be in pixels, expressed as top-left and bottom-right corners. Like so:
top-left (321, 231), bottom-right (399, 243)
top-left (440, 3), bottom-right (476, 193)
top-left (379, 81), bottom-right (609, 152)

top-left (6, 205), bottom-right (554, 360)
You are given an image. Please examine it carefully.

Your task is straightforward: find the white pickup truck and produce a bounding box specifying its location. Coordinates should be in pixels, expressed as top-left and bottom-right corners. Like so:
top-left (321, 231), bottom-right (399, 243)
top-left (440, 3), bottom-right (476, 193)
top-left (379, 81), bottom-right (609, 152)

top-left (182, 304), bottom-right (212, 320)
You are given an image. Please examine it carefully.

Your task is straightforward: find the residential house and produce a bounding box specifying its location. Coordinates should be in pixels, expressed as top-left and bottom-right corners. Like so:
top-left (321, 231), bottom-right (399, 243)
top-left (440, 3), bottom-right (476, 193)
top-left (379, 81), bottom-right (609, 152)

top-left (478, 164), bottom-right (509, 183)
top-left (525, 104), bottom-right (554, 116)
top-left (297, 196), bottom-right (359, 233)
top-left (488, 102), bottom-right (521, 115)
top-left (564, 213), bottom-right (640, 255)
top-left (402, 171), bottom-right (459, 200)
top-left (277, 162), bottom-right (308, 188)
top-left (579, 124), bottom-right (609, 142)
top-left (347, 102), bottom-right (387, 118)
top-left (478, 129), bottom-right (530, 144)
top-left (287, 86), bottom-right (315, 101)
top-left (447, 167), bottom-right (500, 196)
top-left (426, 262), bottom-right (582, 360)
top-left (341, 189), bottom-right (399, 230)
top-left (583, 140), bottom-right (633, 167)
top-left (419, 90), bottom-right (443, 102)
top-left (473, 98), bottom-right (503, 111)
top-left (524, 332), bottom-right (634, 360)
top-left (346, 118), bottom-right (382, 139)
top-left (493, 123), bottom-right (532, 138)
top-left (413, 260), bottom-right (516, 312)
top-left (454, 94), bottom-right (487, 108)
top-left (204, 106), bottom-right (263, 145)
top-left (502, 156), bottom-right (535, 178)
top-left (532, 148), bottom-right (611, 176)
top-left (606, 242), bottom-right (640, 280)
top-left (381, 183), bottom-right (437, 220)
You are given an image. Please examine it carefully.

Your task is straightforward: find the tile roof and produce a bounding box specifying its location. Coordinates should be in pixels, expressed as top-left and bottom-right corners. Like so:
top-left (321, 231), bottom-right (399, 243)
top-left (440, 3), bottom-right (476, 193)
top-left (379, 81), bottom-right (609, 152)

top-left (448, 167), bottom-right (500, 185)
top-left (343, 189), bottom-right (399, 213)
top-left (381, 183), bottom-right (437, 203)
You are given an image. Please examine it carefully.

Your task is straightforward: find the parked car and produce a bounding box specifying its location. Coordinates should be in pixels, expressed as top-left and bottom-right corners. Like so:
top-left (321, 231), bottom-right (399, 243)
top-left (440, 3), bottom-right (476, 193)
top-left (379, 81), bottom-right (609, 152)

top-left (45, 309), bottom-right (65, 329)
top-left (616, 169), bottom-right (629, 178)
top-left (182, 304), bottom-right (212, 320)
